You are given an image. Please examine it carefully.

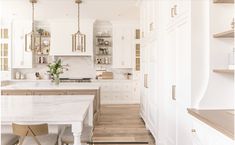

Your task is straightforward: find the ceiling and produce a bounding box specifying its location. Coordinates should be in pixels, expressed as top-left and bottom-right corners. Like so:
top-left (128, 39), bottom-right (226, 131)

top-left (1, 0), bottom-right (140, 21)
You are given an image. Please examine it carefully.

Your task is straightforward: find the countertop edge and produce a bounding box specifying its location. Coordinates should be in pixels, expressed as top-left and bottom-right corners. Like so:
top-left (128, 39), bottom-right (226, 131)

top-left (187, 108), bottom-right (234, 140)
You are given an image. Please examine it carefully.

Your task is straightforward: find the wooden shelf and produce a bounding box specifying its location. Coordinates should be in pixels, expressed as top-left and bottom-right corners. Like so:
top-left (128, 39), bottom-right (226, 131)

top-left (213, 0), bottom-right (234, 3)
top-left (96, 45), bottom-right (112, 47)
top-left (213, 30), bottom-right (234, 38)
top-left (96, 36), bottom-right (111, 38)
top-left (213, 69), bottom-right (234, 74)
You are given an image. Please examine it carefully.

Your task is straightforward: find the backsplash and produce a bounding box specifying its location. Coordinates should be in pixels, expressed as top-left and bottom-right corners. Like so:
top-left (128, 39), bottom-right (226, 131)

top-left (12, 57), bottom-right (132, 80)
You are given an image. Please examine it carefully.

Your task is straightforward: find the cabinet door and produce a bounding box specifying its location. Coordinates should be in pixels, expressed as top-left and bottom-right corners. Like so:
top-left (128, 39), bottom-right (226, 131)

top-left (112, 24), bottom-right (133, 68)
top-left (50, 19), bottom-right (93, 56)
top-left (12, 20), bottom-right (33, 68)
top-left (175, 16), bottom-right (191, 145)
top-left (165, 26), bottom-right (177, 145)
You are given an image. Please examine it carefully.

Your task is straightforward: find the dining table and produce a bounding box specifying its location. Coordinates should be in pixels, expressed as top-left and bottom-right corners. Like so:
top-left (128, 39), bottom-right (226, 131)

top-left (1, 95), bottom-right (94, 145)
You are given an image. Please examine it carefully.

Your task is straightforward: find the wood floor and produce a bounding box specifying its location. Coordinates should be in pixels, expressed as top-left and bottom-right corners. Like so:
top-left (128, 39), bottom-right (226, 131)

top-left (92, 104), bottom-right (155, 145)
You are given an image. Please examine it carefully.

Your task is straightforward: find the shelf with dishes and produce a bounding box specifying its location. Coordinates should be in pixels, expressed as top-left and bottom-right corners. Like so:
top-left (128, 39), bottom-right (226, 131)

top-left (95, 32), bottom-right (112, 65)
top-left (35, 28), bottom-right (50, 65)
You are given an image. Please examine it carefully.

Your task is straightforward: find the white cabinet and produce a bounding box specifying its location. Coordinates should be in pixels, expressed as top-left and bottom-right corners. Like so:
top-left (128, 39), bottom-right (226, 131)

top-left (191, 118), bottom-right (234, 145)
top-left (50, 19), bottom-right (94, 56)
top-left (112, 23), bottom-right (134, 68)
top-left (140, 0), bottom-right (192, 144)
top-left (12, 20), bottom-right (33, 68)
top-left (98, 80), bottom-right (135, 104)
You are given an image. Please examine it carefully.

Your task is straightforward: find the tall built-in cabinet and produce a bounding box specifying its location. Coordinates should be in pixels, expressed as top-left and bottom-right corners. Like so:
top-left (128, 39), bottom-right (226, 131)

top-left (140, 0), bottom-right (234, 145)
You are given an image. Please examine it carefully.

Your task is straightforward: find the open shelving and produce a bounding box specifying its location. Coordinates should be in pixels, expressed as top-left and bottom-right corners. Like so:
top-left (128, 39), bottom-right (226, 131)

top-left (213, 69), bottom-right (234, 74)
top-left (213, 30), bottom-right (234, 38)
top-left (213, 0), bottom-right (234, 3)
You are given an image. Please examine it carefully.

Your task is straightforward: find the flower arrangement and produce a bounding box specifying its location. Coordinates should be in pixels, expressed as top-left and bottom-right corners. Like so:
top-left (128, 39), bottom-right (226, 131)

top-left (47, 59), bottom-right (64, 85)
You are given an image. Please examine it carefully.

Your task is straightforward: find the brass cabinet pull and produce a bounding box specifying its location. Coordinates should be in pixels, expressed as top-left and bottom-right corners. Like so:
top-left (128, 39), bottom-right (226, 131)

top-left (191, 129), bottom-right (196, 133)
top-left (174, 5), bottom-right (177, 16)
top-left (171, 7), bottom-right (174, 18)
top-left (172, 85), bottom-right (176, 100)
top-left (144, 74), bottom-right (148, 88)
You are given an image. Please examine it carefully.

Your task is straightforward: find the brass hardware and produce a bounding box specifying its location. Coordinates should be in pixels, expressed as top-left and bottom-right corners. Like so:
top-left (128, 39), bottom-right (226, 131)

top-left (144, 74), bottom-right (148, 88)
top-left (174, 5), bottom-right (177, 16)
top-left (191, 129), bottom-right (196, 133)
top-left (30, 0), bottom-right (37, 3)
top-left (171, 7), bottom-right (174, 18)
top-left (149, 22), bottom-right (154, 31)
top-left (72, 0), bottom-right (86, 52)
top-left (25, 0), bottom-right (37, 52)
top-left (172, 85), bottom-right (176, 100)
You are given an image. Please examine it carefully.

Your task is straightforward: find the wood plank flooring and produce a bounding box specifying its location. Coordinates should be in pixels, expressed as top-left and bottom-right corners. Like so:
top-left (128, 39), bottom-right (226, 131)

top-left (92, 105), bottom-right (155, 145)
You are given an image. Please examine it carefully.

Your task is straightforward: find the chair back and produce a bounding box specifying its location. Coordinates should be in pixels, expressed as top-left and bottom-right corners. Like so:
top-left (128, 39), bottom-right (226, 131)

top-left (12, 123), bottom-right (49, 137)
top-left (12, 123), bottom-right (49, 145)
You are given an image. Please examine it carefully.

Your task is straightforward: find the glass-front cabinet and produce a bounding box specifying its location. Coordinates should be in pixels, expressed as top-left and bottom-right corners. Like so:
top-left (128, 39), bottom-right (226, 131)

top-left (0, 21), bottom-right (11, 80)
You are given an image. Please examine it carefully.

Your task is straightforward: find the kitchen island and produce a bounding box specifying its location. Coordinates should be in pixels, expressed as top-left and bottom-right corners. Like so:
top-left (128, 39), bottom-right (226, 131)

top-left (1, 82), bottom-right (100, 124)
top-left (1, 95), bottom-right (94, 145)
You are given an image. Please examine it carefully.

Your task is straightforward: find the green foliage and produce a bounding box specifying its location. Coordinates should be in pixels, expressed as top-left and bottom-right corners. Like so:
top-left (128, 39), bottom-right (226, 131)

top-left (47, 59), bottom-right (64, 79)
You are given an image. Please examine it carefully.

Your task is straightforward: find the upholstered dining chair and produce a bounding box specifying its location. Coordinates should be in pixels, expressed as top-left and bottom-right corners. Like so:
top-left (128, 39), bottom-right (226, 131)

top-left (12, 123), bottom-right (58, 145)
top-left (1, 134), bottom-right (19, 145)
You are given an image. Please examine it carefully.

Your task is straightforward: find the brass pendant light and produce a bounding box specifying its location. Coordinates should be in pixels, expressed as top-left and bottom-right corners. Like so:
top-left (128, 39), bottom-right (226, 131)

top-left (25, 0), bottom-right (37, 52)
top-left (72, 0), bottom-right (86, 52)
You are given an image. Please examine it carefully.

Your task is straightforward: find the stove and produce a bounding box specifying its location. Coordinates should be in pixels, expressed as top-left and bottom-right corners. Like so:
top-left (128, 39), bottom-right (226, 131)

top-left (60, 78), bottom-right (92, 83)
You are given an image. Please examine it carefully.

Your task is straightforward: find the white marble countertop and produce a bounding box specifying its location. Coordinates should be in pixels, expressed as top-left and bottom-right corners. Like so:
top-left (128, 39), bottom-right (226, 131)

top-left (1, 82), bottom-right (100, 90)
top-left (1, 95), bottom-right (94, 123)
top-left (1, 95), bottom-right (94, 145)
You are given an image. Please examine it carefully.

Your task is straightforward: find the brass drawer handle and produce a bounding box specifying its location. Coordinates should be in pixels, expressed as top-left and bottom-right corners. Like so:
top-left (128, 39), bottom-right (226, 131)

top-left (172, 85), bottom-right (176, 100)
top-left (174, 5), bottom-right (177, 16)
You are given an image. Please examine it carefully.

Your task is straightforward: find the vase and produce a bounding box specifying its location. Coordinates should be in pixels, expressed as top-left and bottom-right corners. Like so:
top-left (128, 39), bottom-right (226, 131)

top-left (53, 75), bottom-right (60, 85)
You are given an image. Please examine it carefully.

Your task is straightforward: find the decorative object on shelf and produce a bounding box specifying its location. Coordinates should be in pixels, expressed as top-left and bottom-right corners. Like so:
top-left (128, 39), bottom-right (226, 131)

top-left (25, 0), bottom-right (38, 52)
top-left (124, 73), bottom-right (132, 80)
top-left (47, 59), bottom-right (65, 85)
top-left (15, 72), bottom-right (21, 80)
top-left (35, 72), bottom-right (41, 80)
top-left (72, 0), bottom-right (86, 52)
top-left (228, 47), bottom-right (235, 70)
top-left (20, 73), bottom-right (25, 80)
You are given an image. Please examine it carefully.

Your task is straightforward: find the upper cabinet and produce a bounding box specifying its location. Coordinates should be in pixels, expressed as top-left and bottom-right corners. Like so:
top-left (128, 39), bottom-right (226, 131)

top-left (166, 0), bottom-right (189, 27)
top-left (50, 19), bottom-right (94, 56)
top-left (112, 22), bottom-right (135, 68)
top-left (12, 20), bottom-right (33, 68)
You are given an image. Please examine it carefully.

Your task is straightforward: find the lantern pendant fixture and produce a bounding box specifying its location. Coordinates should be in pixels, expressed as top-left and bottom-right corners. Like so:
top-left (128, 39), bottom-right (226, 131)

top-left (72, 0), bottom-right (86, 52)
top-left (25, 0), bottom-right (37, 52)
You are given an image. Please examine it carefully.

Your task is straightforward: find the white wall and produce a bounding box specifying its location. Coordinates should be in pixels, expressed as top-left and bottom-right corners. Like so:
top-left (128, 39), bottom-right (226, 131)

top-left (191, 0), bottom-right (210, 108)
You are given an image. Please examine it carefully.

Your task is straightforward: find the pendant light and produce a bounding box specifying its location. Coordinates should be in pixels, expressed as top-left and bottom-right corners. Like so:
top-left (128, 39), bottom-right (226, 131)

top-left (72, 0), bottom-right (86, 52)
top-left (25, 0), bottom-right (37, 52)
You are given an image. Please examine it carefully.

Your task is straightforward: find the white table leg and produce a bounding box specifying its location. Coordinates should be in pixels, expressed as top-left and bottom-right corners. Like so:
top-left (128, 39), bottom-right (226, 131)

top-left (72, 122), bottom-right (82, 145)
top-left (88, 103), bottom-right (93, 127)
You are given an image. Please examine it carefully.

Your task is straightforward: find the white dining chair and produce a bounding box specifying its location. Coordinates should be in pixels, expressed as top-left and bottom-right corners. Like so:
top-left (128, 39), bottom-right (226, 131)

top-left (12, 123), bottom-right (58, 145)
top-left (61, 125), bottom-right (93, 145)
top-left (1, 134), bottom-right (19, 145)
